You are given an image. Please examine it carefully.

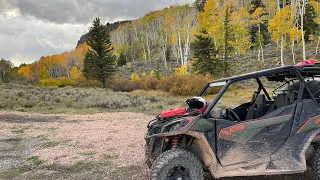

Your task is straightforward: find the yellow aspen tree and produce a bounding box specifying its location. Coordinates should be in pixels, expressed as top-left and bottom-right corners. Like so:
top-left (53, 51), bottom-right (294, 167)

top-left (251, 7), bottom-right (268, 61)
top-left (288, 27), bottom-right (303, 64)
top-left (231, 6), bottom-right (251, 55)
top-left (310, 0), bottom-right (320, 53)
top-left (298, 0), bottom-right (307, 60)
top-left (70, 66), bottom-right (81, 80)
top-left (39, 66), bottom-right (49, 80)
top-left (17, 66), bottom-right (32, 80)
top-left (268, 6), bottom-right (294, 66)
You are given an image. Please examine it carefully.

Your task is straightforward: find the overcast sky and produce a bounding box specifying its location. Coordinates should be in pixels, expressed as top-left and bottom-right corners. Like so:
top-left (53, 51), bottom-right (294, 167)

top-left (0, 0), bottom-right (193, 66)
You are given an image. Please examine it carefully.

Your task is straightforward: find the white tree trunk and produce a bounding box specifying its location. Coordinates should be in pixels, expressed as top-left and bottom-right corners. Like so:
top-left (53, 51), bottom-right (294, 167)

top-left (292, 40), bottom-right (296, 64)
top-left (178, 32), bottom-right (184, 66)
top-left (258, 24), bottom-right (264, 62)
top-left (183, 33), bottom-right (190, 66)
top-left (141, 36), bottom-right (147, 62)
top-left (162, 44), bottom-right (168, 69)
top-left (281, 35), bottom-right (285, 66)
top-left (162, 32), bottom-right (168, 69)
top-left (261, 46), bottom-right (264, 62)
top-left (145, 32), bottom-right (151, 61)
top-left (277, 0), bottom-right (281, 11)
top-left (299, 0), bottom-right (307, 60)
top-left (316, 36), bottom-right (320, 54)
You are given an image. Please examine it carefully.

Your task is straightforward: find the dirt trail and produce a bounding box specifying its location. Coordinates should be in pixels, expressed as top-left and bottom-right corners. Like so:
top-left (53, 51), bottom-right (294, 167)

top-left (0, 111), bottom-right (313, 180)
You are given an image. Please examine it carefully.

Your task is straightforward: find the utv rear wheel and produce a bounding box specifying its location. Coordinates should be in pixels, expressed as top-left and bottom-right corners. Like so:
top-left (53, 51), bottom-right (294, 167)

top-left (311, 146), bottom-right (320, 180)
top-left (149, 149), bottom-right (204, 180)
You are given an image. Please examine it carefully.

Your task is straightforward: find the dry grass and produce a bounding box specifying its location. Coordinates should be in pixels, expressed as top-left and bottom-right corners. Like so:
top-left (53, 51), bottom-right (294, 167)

top-left (0, 83), bottom-right (185, 115)
top-left (0, 83), bottom-right (275, 115)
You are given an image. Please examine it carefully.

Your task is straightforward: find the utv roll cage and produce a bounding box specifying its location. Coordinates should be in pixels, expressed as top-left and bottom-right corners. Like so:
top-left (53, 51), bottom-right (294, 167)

top-left (199, 64), bottom-right (320, 118)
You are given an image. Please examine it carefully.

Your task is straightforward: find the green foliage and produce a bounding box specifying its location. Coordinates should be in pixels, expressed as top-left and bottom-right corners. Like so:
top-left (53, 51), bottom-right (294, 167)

top-left (117, 53), bottom-right (127, 67)
top-left (150, 69), bottom-right (160, 79)
top-left (27, 156), bottom-right (42, 166)
top-left (249, 1), bottom-right (270, 46)
top-left (194, 0), bottom-right (206, 12)
top-left (302, 4), bottom-right (320, 41)
top-left (83, 17), bottom-right (116, 88)
top-left (191, 32), bottom-right (222, 76)
top-left (40, 77), bottom-right (75, 87)
top-left (0, 58), bottom-right (15, 83)
top-left (222, 6), bottom-right (233, 75)
top-left (39, 67), bottom-right (49, 80)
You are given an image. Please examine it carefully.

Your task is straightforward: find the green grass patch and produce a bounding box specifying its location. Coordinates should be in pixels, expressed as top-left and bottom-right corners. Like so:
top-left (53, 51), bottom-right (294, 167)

top-left (101, 153), bottom-right (118, 160)
top-left (41, 140), bottom-right (60, 148)
top-left (79, 151), bottom-right (97, 156)
top-left (27, 156), bottom-right (42, 166)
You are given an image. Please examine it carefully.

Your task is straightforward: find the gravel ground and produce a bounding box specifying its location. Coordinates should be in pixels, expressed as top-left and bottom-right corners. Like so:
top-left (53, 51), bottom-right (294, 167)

top-left (0, 111), bottom-right (314, 180)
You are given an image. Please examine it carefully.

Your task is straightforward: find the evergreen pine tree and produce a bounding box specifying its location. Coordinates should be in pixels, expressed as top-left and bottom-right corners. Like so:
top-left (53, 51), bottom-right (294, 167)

top-left (117, 53), bottom-right (127, 67)
top-left (194, 0), bottom-right (207, 12)
top-left (83, 17), bottom-right (116, 88)
top-left (191, 31), bottom-right (221, 76)
top-left (223, 6), bottom-right (233, 76)
top-left (302, 4), bottom-right (320, 41)
top-left (0, 58), bottom-right (14, 83)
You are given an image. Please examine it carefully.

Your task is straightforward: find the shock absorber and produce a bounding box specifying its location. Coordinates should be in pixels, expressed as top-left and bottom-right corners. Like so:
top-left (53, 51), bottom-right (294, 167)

top-left (172, 136), bottom-right (179, 150)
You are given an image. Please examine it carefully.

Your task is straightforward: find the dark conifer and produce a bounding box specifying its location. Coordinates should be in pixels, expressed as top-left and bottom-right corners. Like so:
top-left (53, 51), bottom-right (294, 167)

top-left (83, 17), bottom-right (116, 88)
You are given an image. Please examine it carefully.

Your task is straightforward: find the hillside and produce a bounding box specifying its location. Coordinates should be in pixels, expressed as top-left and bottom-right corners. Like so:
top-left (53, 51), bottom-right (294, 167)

top-left (76, 0), bottom-right (320, 76)
top-left (76, 20), bottom-right (131, 47)
top-left (15, 0), bottom-right (320, 86)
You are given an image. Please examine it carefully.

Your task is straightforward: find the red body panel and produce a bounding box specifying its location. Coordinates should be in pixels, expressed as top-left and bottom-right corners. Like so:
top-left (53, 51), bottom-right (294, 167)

top-left (160, 108), bottom-right (186, 118)
top-left (295, 59), bottom-right (317, 66)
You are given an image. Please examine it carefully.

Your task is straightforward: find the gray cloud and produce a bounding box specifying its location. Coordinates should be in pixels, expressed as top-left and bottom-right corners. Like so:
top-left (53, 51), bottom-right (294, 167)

top-left (0, 0), bottom-right (17, 13)
top-left (13, 0), bottom-right (194, 23)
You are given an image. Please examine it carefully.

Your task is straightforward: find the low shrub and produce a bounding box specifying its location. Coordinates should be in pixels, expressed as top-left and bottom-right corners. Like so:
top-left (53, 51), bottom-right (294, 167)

top-left (165, 74), bottom-right (219, 96)
top-left (126, 74), bottom-right (220, 96)
top-left (107, 76), bottom-right (141, 92)
top-left (40, 77), bottom-right (75, 87)
top-left (140, 76), bottom-right (160, 90)
top-left (39, 73), bottom-right (221, 96)
top-left (75, 76), bottom-right (100, 87)
top-left (58, 77), bottom-right (76, 87)
top-left (40, 78), bottom-right (60, 87)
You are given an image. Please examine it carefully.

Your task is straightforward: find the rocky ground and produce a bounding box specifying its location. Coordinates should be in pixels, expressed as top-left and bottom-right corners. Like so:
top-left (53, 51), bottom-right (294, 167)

top-left (0, 111), bottom-right (314, 180)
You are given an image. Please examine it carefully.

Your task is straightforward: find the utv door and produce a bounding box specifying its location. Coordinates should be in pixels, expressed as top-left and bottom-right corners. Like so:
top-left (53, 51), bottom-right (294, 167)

top-left (216, 104), bottom-right (296, 166)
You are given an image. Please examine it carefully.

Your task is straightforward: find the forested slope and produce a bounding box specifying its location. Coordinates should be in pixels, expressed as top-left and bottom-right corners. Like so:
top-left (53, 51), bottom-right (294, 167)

top-left (13, 0), bottom-right (320, 85)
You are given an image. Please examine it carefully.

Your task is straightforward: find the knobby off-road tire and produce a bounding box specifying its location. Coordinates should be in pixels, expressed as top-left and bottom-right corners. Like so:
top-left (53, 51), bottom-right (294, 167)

top-left (149, 149), bottom-right (204, 180)
top-left (311, 146), bottom-right (320, 180)
top-left (145, 144), bottom-right (152, 168)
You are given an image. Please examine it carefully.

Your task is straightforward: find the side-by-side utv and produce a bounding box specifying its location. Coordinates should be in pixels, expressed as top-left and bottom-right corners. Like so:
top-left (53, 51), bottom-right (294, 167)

top-left (145, 62), bottom-right (320, 180)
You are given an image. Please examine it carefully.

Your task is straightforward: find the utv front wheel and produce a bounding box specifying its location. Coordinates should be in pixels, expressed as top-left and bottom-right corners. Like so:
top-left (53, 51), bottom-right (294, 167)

top-left (312, 146), bottom-right (320, 180)
top-left (149, 149), bottom-right (204, 180)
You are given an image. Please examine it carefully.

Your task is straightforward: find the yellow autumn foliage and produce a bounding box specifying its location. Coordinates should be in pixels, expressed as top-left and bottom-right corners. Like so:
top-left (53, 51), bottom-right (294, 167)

top-left (131, 72), bottom-right (140, 82)
top-left (175, 65), bottom-right (188, 76)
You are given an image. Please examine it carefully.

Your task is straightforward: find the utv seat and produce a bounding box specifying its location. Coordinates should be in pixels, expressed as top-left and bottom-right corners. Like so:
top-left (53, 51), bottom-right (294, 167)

top-left (246, 94), bottom-right (266, 120)
top-left (266, 93), bottom-right (288, 114)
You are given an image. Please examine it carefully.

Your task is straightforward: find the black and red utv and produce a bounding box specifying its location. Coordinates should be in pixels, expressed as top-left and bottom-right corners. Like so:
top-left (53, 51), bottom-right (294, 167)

top-left (145, 62), bottom-right (320, 180)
